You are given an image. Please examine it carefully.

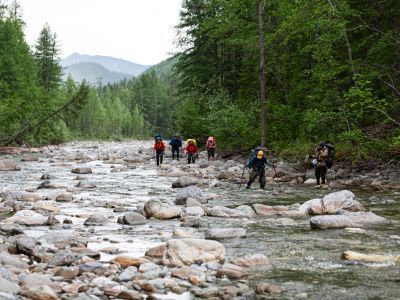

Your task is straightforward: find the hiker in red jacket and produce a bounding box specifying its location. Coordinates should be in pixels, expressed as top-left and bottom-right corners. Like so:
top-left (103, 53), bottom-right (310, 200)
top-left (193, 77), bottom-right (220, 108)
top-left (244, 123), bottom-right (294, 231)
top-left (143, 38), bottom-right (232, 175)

top-left (153, 138), bottom-right (165, 166)
top-left (185, 140), bottom-right (198, 164)
top-left (206, 136), bottom-right (216, 161)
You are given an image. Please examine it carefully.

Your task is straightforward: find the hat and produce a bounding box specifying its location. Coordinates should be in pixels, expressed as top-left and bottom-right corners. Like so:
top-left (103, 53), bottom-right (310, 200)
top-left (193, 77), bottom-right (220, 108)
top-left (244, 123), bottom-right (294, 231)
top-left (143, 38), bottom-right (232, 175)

top-left (257, 150), bottom-right (264, 159)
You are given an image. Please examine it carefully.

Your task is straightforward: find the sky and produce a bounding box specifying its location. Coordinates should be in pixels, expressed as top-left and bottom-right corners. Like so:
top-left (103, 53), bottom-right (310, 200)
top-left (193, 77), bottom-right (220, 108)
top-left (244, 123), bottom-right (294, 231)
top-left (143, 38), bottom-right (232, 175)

top-left (18, 0), bottom-right (183, 65)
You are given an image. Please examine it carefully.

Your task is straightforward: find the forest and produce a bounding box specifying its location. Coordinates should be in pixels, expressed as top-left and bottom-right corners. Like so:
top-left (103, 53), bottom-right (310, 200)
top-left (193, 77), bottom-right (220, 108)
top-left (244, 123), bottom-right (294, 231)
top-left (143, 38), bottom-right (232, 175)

top-left (1, 0), bottom-right (399, 162)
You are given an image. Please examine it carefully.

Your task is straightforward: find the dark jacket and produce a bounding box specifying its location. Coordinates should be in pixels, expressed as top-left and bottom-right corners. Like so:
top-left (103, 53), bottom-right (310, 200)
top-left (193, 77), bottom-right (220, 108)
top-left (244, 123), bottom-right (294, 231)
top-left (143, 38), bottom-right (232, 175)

top-left (247, 156), bottom-right (268, 169)
top-left (169, 138), bottom-right (182, 148)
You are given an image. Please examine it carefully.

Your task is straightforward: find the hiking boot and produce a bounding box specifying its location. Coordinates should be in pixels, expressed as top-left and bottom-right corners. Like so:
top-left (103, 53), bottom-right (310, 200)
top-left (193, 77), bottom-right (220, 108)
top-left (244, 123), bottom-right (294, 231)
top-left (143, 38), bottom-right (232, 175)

top-left (260, 185), bottom-right (265, 189)
top-left (245, 184), bottom-right (250, 189)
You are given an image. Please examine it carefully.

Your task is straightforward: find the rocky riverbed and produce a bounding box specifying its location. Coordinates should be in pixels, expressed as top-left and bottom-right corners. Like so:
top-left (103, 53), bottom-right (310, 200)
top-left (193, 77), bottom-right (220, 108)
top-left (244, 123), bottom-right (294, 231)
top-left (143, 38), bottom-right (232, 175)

top-left (0, 141), bottom-right (399, 300)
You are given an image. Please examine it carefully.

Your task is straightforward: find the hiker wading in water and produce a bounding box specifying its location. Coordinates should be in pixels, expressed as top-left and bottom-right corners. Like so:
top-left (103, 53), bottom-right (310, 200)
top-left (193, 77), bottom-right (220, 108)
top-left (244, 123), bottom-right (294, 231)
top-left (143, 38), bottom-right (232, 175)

top-left (169, 134), bottom-right (182, 160)
top-left (153, 138), bottom-right (165, 166)
top-left (246, 150), bottom-right (269, 189)
top-left (311, 141), bottom-right (328, 185)
top-left (185, 139), bottom-right (198, 164)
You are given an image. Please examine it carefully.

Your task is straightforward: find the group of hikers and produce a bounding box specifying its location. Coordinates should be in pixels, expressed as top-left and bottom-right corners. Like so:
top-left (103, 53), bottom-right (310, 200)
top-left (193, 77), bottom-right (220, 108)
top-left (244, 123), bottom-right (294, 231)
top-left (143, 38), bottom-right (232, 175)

top-left (153, 134), bottom-right (335, 189)
top-left (153, 134), bottom-right (216, 166)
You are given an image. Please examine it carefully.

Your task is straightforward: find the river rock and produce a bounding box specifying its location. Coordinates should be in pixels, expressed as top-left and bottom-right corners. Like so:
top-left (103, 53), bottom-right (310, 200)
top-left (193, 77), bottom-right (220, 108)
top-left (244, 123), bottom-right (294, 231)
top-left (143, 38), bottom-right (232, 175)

top-left (117, 212), bottom-right (147, 225)
top-left (172, 228), bottom-right (194, 238)
top-left (37, 180), bottom-right (65, 189)
top-left (344, 227), bottom-right (366, 234)
top-left (0, 159), bottom-right (20, 171)
top-left (118, 266), bottom-right (138, 282)
top-left (56, 193), bottom-right (73, 202)
top-left (185, 198), bottom-right (205, 208)
top-left (163, 238), bottom-right (225, 266)
top-left (71, 167), bottom-right (92, 174)
top-left (310, 212), bottom-right (389, 229)
top-left (16, 236), bottom-right (37, 256)
top-left (206, 228), bottom-right (246, 240)
top-left (252, 204), bottom-right (289, 215)
top-left (172, 177), bottom-right (198, 188)
top-left (54, 266), bottom-right (79, 280)
top-left (20, 193), bottom-right (43, 202)
top-left (217, 263), bottom-right (248, 279)
top-left (265, 217), bottom-right (297, 226)
top-left (299, 190), bottom-right (365, 215)
top-left (207, 206), bottom-right (250, 218)
top-left (49, 249), bottom-right (78, 266)
top-left (39, 230), bottom-right (77, 244)
top-left (341, 251), bottom-right (400, 263)
top-left (0, 252), bottom-right (28, 268)
top-left (185, 206), bottom-right (205, 217)
top-left (145, 244), bottom-right (166, 258)
top-left (180, 216), bottom-right (200, 227)
top-left (111, 256), bottom-right (145, 268)
top-left (21, 285), bottom-right (58, 300)
top-left (175, 186), bottom-right (205, 204)
top-left (235, 205), bottom-right (256, 217)
top-left (118, 290), bottom-right (146, 300)
top-left (0, 276), bottom-right (20, 294)
top-left (256, 283), bottom-right (283, 294)
top-left (144, 200), bottom-right (181, 220)
top-left (232, 253), bottom-right (272, 267)
top-left (0, 224), bottom-right (24, 235)
top-left (84, 214), bottom-right (110, 225)
top-left (4, 210), bottom-right (48, 226)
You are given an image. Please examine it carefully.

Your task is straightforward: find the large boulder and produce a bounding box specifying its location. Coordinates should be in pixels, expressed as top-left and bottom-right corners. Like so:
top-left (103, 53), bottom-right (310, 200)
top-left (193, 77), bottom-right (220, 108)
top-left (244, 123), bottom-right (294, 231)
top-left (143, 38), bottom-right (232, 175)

top-left (310, 212), bottom-right (389, 229)
top-left (144, 200), bottom-right (182, 220)
top-left (205, 228), bottom-right (246, 240)
top-left (175, 186), bottom-right (205, 204)
top-left (252, 204), bottom-right (289, 216)
top-left (341, 251), bottom-right (400, 263)
top-left (163, 238), bottom-right (225, 266)
top-left (84, 214), bottom-right (110, 226)
top-left (299, 190), bottom-right (365, 215)
top-left (4, 210), bottom-right (48, 226)
top-left (207, 206), bottom-right (251, 218)
top-left (117, 212), bottom-right (147, 225)
top-left (0, 159), bottom-right (20, 171)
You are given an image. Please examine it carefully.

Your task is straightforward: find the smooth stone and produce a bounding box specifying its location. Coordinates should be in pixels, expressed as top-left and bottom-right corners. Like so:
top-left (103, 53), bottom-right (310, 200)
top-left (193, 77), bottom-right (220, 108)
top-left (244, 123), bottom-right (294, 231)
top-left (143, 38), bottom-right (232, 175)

top-left (310, 212), bottom-right (389, 230)
top-left (145, 244), bottom-right (166, 258)
top-left (207, 206), bottom-right (250, 218)
top-left (185, 206), bottom-right (205, 217)
top-left (0, 276), bottom-right (20, 294)
top-left (117, 212), bottom-right (147, 225)
top-left (341, 251), bottom-right (400, 263)
top-left (217, 263), bottom-right (248, 279)
top-left (21, 285), bottom-right (58, 300)
top-left (111, 256), bottom-right (145, 268)
top-left (71, 167), bottom-right (92, 174)
top-left (0, 224), bottom-right (24, 236)
top-left (84, 214), bottom-right (110, 226)
top-left (344, 227), bottom-right (367, 234)
top-left (256, 283), bottom-right (283, 294)
top-left (163, 238), bottom-right (225, 266)
top-left (172, 228), bottom-right (194, 238)
top-left (0, 159), bottom-right (20, 171)
top-left (206, 228), bottom-right (246, 240)
top-left (56, 193), bottom-right (73, 202)
top-left (172, 177), bottom-right (198, 188)
top-left (4, 210), bottom-right (48, 226)
top-left (144, 200), bottom-right (182, 220)
top-left (54, 266), bottom-right (79, 280)
top-left (175, 186), bottom-right (205, 204)
top-left (232, 253), bottom-right (271, 267)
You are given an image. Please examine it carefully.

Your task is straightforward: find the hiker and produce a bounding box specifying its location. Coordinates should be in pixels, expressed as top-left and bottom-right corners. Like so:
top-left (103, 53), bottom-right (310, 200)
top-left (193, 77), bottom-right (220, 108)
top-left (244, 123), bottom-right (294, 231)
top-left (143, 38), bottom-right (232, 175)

top-left (169, 134), bottom-right (182, 160)
top-left (246, 149), bottom-right (269, 189)
top-left (153, 137), bottom-right (165, 166)
top-left (185, 139), bottom-right (198, 164)
top-left (205, 136), bottom-right (216, 161)
top-left (311, 141), bottom-right (328, 185)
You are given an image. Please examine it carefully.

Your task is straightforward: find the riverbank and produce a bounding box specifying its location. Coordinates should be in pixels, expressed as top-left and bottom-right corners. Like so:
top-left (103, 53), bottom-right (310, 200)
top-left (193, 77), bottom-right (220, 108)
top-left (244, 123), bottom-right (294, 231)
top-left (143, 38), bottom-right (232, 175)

top-left (0, 141), bottom-right (399, 299)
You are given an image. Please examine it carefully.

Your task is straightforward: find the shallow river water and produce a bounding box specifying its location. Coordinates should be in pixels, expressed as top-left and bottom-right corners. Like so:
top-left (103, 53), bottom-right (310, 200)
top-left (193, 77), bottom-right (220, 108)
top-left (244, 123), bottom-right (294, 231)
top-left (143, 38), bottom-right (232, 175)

top-left (1, 141), bottom-right (399, 299)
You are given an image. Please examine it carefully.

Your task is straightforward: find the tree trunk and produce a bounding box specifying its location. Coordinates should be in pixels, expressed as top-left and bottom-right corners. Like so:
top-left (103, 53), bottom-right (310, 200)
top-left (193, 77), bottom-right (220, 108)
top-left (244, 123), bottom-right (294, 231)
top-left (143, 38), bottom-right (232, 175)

top-left (258, 0), bottom-right (266, 146)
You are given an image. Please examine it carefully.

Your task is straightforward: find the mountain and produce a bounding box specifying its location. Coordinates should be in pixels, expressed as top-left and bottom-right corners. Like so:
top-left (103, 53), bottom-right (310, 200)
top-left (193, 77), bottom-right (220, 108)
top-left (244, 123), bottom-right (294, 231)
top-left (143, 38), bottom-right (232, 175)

top-left (61, 53), bottom-right (152, 76)
top-left (62, 62), bottom-right (133, 85)
top-left (144, 55), bottom-right (178, 77)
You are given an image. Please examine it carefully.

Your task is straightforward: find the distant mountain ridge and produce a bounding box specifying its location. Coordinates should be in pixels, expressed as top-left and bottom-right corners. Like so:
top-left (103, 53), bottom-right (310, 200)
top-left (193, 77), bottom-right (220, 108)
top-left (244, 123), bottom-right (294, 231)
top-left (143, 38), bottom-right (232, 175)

top-left (61, 53), bottom-right (152, 84)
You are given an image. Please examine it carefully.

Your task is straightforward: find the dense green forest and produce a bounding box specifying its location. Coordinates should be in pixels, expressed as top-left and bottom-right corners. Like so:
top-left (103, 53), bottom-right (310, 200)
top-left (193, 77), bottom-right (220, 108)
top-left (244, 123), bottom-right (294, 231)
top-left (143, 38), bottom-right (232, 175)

top-left (1, 0), bottom-right (399, 162)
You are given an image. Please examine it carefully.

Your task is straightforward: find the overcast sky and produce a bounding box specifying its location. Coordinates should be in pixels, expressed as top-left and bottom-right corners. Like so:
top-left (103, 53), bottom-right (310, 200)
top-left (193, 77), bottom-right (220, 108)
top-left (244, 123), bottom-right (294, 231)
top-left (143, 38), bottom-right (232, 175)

top-left (18, 0), bottom-right (182, 65)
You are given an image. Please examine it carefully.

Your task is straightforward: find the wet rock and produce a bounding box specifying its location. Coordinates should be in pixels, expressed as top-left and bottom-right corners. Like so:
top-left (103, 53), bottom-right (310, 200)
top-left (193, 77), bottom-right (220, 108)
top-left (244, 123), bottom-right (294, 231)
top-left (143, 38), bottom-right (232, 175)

top-left (341, 251), bottom-right (400, 263)
top-left (40, 174), bottom-right (53, 180)
top-left (71, 167), bottom-right (92, 174)
top-left (56, 193), bottom-right (73, 202)
top-left (20, 193), bottom-right (43, 202)
top-left (21, 285), bottom-right (58, 300)
top-left (299, 190), bottom-right (365, 215)
top-left (310, 212), bottom-right (389, 229)
top-left (344, 227), bottom-right (366, 234)
top-left (185, 206), bottom-right (205, 217)
top-left (206, 228), bottom-right (246, 240)
top-left (185, 198), bottom-right (205, 208)
top-left (232, 253), bottom-right (271, 267)
top-left (207, 206), bottom-right (250, 218)
top-left (180, 216), bottom-right (200, 227)
top-left (117, 212), bottom-right (147, 225)
top-left (163, 238), bottom-right (225, 266)
top-left (144, 200), bottom-right (181, 220)
top-left (19, 273), bottom-right (53, 288)
top-left (235, 205), bottom-right (256, 217)
top-left (37, 180), bottom-right (65, 189)
top-left (265, 217), bottom-right (296, 226)
top-left (172, 177), bottom-right (198, 188)
top-left (0, 159), bottom-right (20, 171)
top-left (0, 224), bottom-right (24, 236)
top-left (111, 256), bottom-right (145, 268)
top-left (217, 263), bottom-right (248, 279)
top-left (256, 283), bottom-right (283, 294)
top-left (84, 214), bottom-right (110, 226)
top-left (4, 210), bottom-right (48, 226)
top-left (145, 244), bottom-right (166, 258)
top-left (0, 276), bottom-right (20, 294)
top-left (175, 186), bottom-right (205, 204)
top-left (54, 266), bottom-right (79, 280)
top-left (16, 236), bottom-right (37, 256)
top-left (304, 179), bottom-right (317, 185)
top-left (79, 261), bottom-right (107, 275)
top-left (172, 228), bottom-right (194, 238)
top-left (39, 230), bottom-right (77, 244)
top-left (71, 248), bottom-right (100, 260)
top-left (252, 204), bottom-right (288, 215)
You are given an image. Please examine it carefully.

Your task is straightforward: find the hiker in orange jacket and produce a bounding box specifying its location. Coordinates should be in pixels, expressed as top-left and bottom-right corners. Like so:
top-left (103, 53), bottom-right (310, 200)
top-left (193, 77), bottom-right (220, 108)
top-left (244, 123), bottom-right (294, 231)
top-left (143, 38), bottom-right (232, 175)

top-left (153, 138), bottom-right (165, 166)
top-left (185, 140), bottom-right (198, 164)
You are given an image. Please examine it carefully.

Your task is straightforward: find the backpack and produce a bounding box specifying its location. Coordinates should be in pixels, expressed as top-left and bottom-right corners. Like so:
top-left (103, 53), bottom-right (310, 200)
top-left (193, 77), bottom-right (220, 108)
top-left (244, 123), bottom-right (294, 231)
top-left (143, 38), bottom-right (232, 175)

top-left (207, 137), bottom-right (216, 148)
top-left (154, 133), bottom-right (162, 141)
top-left (247, 146), bottom-right (268, 165)
top-left (325, 143), bottom-right (335, 169)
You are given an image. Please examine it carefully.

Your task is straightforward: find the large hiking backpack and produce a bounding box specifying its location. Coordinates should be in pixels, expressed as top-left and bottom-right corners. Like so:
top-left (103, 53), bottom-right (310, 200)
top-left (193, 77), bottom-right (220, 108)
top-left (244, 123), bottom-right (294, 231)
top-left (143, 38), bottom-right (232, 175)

top-left (248, 146), bottom-right (268, 161)
top-left (325, 143), bottom-right (335, 169)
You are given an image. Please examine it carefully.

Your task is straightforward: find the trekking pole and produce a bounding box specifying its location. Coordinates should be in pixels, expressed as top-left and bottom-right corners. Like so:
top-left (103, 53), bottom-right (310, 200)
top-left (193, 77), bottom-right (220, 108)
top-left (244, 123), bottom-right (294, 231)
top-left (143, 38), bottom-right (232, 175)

top-left (238, 163), bottom-right (246, 191)
top-left (271, 163), bottom-right (281, 188)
